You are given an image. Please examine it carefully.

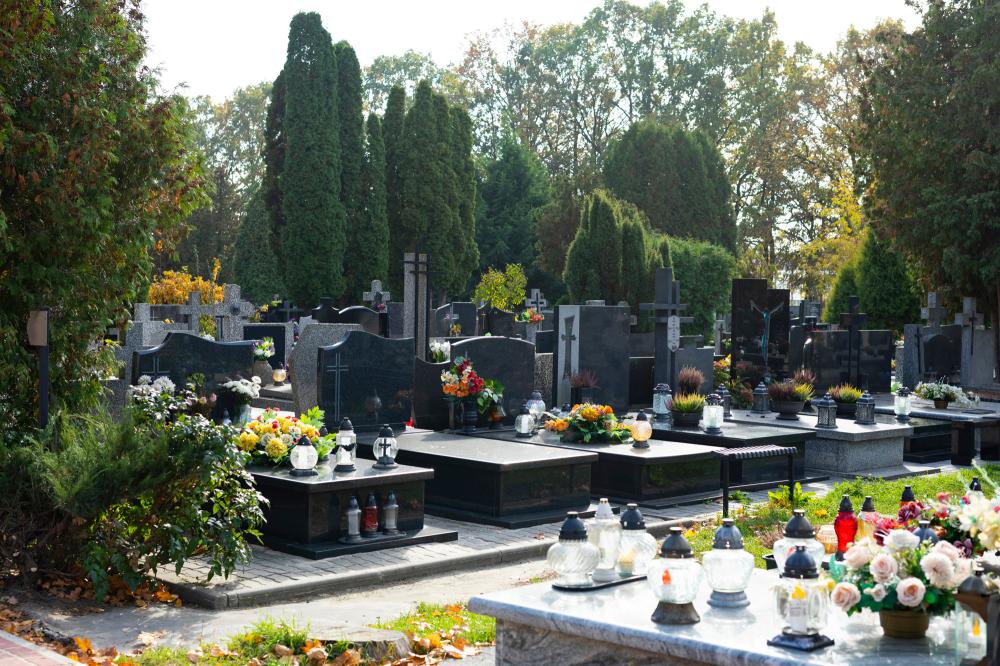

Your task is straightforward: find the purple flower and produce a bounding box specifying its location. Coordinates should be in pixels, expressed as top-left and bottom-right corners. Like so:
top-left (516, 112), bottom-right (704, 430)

top-left (953, 539), bottom-right (974, 557)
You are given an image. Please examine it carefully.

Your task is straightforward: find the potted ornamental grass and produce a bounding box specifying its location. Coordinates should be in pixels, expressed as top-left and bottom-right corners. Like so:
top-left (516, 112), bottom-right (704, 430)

top-left (829, 383), bottom-right (862, 418)
top-left (545, 403), bottom-right (629, 443)
top-left (677, 366), bottom-right (705, 395)
top-left (830, 533), bottom-right (971, 639)
top-left (670, 393), bottom-right (705, 428)
top-left (569, 369), bottom-right (599, 405)
top-left (768, 380), bottom-right (813, 420)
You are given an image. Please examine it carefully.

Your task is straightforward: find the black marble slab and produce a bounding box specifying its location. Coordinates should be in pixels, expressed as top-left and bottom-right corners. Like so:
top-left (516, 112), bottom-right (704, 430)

top-left (874, 414), bottom-right (954, 463)
top-left (451, 336), bottom-right (536, 424)
top-left (534, 329), bottom-right (555, 354)
top-left (251, 458), bottom-right (457, 558)
top-left (478, 306), bottom-right (516, 337)
top-left (411, 357), bottom-right (451, 430)
top-left (432, 302), bottom-right (477, 337)
top-left (476, 431), bottom-right (723, 501)
top-left (553, 304), bottom-right (631, 412)
top-left (360, 430), bottom-right (597, 527)
top-left (731, 278), bottom-right (789, 377)
top-left (652, 422), bottom-right (812, 482)
top-left (243, 322), bottom-right (289, 369)
top-left (874, 403), bottom-right (1000, 465)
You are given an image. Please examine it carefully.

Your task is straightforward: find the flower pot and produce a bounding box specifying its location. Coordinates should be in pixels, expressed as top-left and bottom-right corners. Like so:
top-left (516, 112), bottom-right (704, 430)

top-left (879, 610), bottom-right (929, 639)
top-left (670, 409), bottom-right (703, 428)
top-left (462, 397), bottom-right (478, 434)
top-left (234, 403), bottom-right (252, 426)
top-left (835, 401), bottom-right (857, 418)
top-left (933, 400), bottom-right (950, 410)
top-left (772, 400), bottom-right (805, 421)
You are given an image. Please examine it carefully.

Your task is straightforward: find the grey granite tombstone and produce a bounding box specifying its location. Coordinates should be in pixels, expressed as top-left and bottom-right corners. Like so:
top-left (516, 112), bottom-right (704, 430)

top-left (290, 323), bottom-right (363, 415)
top-left (730, 278), bottom-right (789, 378)
top-left (178, 284), bottom-right (254, 341)
top-left (316, 331), bottom-right (415, 433)
top-left (432, 302), bottom-right (477, 337)
top-left (387, 302), bottom-right (405, 338)
top-left (402, 253), bottom-right (430, 359)
top-left (956, 297), bottom-right (997, 388)
top-left (452, 336), bottom-right (536, 422)
top-left (675, 343), bottom-right (715, 393)
top-left (552, 304), bottom-right (631, 412)
top-left (534, 353), bottom-right (553, 409)
top-left (243, 321), bottom-right (294, 368)
top-left (362, 279), bottom-right (390, 310)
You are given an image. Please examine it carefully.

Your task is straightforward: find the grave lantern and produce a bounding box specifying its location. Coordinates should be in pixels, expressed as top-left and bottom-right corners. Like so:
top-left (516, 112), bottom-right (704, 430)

top-left (773, 509), bottom-right (825, 576)
top-left (768, 546), bottom-right (834, 651)
top-left (289, 435), bottom-right (319, 477)
top-left (333, 418), bottom-right (357, 472)
top-left (362, 492), bottom-right (379, 537)
top-left (703, 518), bottom-right (754, 608)
top-left (546, 512), bottom-right (599, 588)
top-left (588, 499), bottom-right (621, 583)
top-left (272, 363), bottom-right (287, 386)
top-left (703, 394), bottom-right (724, 435)
top-left (372, 424), bottom-right (399, 469)
top-left (833, 495), bottom-right (857, 560)
top-left (900, 485), bottom-right (916, 506)
top-left (752, 382), bottom-right (769, 414)
top-left (913, 519), bottom-right (938, 544)
top-left (954, 566), bottom-right (989, 657)
top-left (894, 386), bottom-right (912, 423)
top-left (630, 411), bottom-right (652, 449)
top-left (648, 527), bottom-right (703, 625)
top-left (382, 490), bottom-right (400, 535)
top-left (716, 384), bottom-right (732, 420)
top-left (854, 390), bottom-right (876, 425)
top-left (814, 393), bottom-right (838, 429)
top-left (616, 504), bottom-right (657, 576)
top-left (858, 496), bottom-right (877, 540)
top-left (514, 405), bottom-right (534, 438)
top-left (970, 477), bottom-right (984, 500)
top-left (652, 384), bottom-right (672, 424)
top-left (344, 496), bottom-right (363, 543)
top-left (525, 390), bottom-right (546, 427)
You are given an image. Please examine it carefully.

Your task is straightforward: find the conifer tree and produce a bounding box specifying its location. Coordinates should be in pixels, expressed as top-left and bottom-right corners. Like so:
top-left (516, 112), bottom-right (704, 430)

top-left (335, 41), bottom-right (366, 303)
top-left (384, 86), bottom-right (407, 295)
top-left (450, 106), bottom-right (479, 297)
top-left (262, 71), bottom-right (285, 257)
top-left (855, 227), bottom-right (920, 334)
top-left (279, 12), bottom-right (345, 306)
top-left (824, 260), bottom-right (859, 322)
top-left (359, 112), bottom-right (389, 288)
top-left (564, 190), bottom-right (625, 303)
top-left (233, 189), bottom-right (284, 304)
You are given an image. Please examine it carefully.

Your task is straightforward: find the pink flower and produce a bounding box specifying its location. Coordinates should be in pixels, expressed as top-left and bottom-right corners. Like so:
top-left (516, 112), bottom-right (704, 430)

top-left (896, 577), bottom-right (926, 607)
top-left (920, 552), bottom-right (955, 588)
top-left (831, 582), bottom-right (861, 611)
top-left (870, 553), bottom-right (899, 583)
top-left (844, 542), bottom-right (874, 570)
top-left (864, 584), bottom-right (888, 602)
top-left (931, 540), bottom-right (961, 562)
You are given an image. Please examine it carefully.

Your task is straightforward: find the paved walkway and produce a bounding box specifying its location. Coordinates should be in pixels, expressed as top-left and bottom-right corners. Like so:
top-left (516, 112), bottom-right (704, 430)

top-left (0, 631), bottom-right (73, 665)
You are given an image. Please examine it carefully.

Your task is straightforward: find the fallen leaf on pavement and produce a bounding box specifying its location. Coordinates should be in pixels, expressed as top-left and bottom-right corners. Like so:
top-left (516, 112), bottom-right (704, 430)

top-left (135, 630), bottom-right (165, 647)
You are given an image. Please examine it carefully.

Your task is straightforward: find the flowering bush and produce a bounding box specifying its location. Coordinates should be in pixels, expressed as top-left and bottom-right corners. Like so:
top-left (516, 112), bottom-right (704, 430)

top-left (236, 407), bottom-right (335, 465)
top-left (441, 357), bottom-right (486, 400)
top-left (915, 380), bottom-right (978, 405)
top-left (515, 308), bottom-right (544, 324)
top-left (219, 377), bottom-right (261, 405)
top-left (430, 340), bottom-right (451, 363)
top-left (830, 534), bottom-right (971, 617)
top-left (147, 259), bottom-right (224, 305)
top-left (253, 337), bottom-right (275, 361)
top-left (544, 403), bottom-right (629, 444)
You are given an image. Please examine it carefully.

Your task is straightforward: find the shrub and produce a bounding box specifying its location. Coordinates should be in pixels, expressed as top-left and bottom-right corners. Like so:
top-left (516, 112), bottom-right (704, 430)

top-left (677, 366), bottom-right (705, 394)
top-left (668, 236), bottom-right (738, 340)
top-left (148, 261), bottom-right (224, 305)
top-left (829, 384), bottom-right (862, 403)
top-left (473, 264), bottom-right (527, 312)
top-left (671, 393), bottom-right (705, 413)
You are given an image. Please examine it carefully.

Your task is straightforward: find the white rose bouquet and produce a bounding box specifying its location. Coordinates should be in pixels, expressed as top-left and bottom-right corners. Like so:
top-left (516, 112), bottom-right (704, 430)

top-left (829, 533), bottom-right (971, 617)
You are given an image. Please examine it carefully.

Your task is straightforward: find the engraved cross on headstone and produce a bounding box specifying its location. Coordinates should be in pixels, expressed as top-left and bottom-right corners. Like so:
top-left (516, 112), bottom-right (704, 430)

top-left (141, 356), bottom-right (170, 380)
top-left (442, 303), bottom-right (461, 332)
top-left (560, 315), bottom-right (577, 380)
top-left (363, 280), bottom-right (390, 309)
top-left (641, 267), bottom-right (693, 386)
top-left (525, 288), bottom-right (548, 311)
top-left (839, 295), bottom-right (868, 387)
top-left (323, 353), bottom-right (349, 422)
top-left (921, 292), bottom-right (947, 329)
top-left (955, 297), bottom-right (983, 355)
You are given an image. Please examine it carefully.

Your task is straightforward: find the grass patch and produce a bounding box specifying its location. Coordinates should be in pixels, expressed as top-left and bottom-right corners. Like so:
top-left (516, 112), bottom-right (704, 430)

top-left (373, 602), bottom-right (496, 646)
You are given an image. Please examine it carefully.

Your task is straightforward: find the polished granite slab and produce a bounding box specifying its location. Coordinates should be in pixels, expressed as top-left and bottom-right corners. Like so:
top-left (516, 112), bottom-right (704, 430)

top-left (251, 459), bottom-right (457, 559)
top-left (471, 568), bottom-right (973, 665)
top-left (875, 402), bottom-right (1000, 465)
top-left (730, 410), bottom-right (912, 441)
top-left (476, 431), bottom-right (724, 501)
top-left (874, 413), bottom-right (953, 463)
top-left (360, 431), bottom-right (598, 527)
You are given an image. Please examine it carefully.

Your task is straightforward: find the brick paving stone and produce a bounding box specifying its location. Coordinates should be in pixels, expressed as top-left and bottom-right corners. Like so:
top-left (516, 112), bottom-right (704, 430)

top-left (0, 632), bottom-right (74, 665)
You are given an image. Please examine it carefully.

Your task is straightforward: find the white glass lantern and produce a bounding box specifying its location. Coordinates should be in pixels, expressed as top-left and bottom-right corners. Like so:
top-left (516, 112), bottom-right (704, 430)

top-left (382, 490), bottom-right (400, 535)
top-left (652, 384), bottom-right (672, 423)
top-left (515, 405), bottom-right (534, 438)
top-left (289, 435), bottom-right (319, 476)
top-left (588, 499), bottom-right (622, 583)
top-left (768, 546), bottom-right (833, 651)
top-left (343, 496), bottom-right (363, 543)
top-left (954, 568), bottom-right (989, 661)
top-left (616, 504), bottom-right (657, 576)
top-left (703, 518), bottom-right (754, 608)
top-left (526, 390), bottom-right (546, 426)
top-left (630, 411), bottom-right (653, 449)
top-left (648, 527), bottom-right (704, 625)
top-left (372, 424), bottom-right (399, 469)
top-left (773, 509), bottom-right (826, 575)
top-left (546, 512), bottom-right (600, 587)
top-left (703, 394), bottom-right (724, 435)
top-left (334, 417), bottom-right (357, 472)
top-left (894, 386), bottom-right (912, 422)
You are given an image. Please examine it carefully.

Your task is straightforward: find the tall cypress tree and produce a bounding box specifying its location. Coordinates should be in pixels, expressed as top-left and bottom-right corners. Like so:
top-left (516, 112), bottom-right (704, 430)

top-left (335, 41), bottom-right (366, 303)
top-left (280, 12), bottom-right (345, 306)
top-left (262, 71), bottom-right (285, 257)
top-left (359, 112), bottom-right (389, 287)
top-left (431, 92), bottom-right (460, 299)
top-left (564, 190), bottom-right (625, 303)
top-left (855, 227), bottom-right (920, 334)
top-left (397, 81), bottom-right (440, 291)
top-left (450, 106), bottom-right (479, 296)
top-left (384, 86), bottom-right (407, 295)
top-left (233, 188), bottom-right (284, 304)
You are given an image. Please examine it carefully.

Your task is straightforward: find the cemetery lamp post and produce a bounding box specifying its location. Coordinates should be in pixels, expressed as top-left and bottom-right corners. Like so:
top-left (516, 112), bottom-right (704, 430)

top-left (652, 384), bottom-right (672, 424)
top-left (333, 418), bottom-right (357, 473)
top-left (814, 393), bottom-right (838, 429)
top-left (894, 386), bottom-right (912, 423)
top-left (854, 391), bottom-right (876, 425)
top-left (630, 411), bottom-right (652, 449)
top-left (716, 384), bottom-right (732, 420)
top-left (27, 308), bottom-right (50, 429)
top-left (372, 424), bottom-right (399, 469)
top-left (648, 527), bottom-right (703, 625)
top-left (751, 381), bottom-right (769, 415)
top-left (289, 435), bottom-right (319, 476)
top-left (703, 518), bottom-right (754, 608)
top-left (702, 394), bottom-right (724, 435)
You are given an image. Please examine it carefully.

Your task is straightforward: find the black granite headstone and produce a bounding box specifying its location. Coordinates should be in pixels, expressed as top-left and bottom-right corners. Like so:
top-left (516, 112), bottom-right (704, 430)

top-left (553, 304), bottom-right (631, 411)
top-left (923, 325), bottom-right (962, 380)
top-left (808, 329), bottom-right (850, 391)
top-left (412, 357), bottom-right (451, 430)
top-left (731, 279), bottom-right (790, 377)
top-left (858, 330), bottom-right (894, 392)
top-left (334, 306), bottom-right (381, 335)
top-left (311, 297), bottom-right (339, 323)
top-left (262, 300), bottom-right (303, 323)
top-left (534, 329), bottom-right (555, 355)
top-left (477, 306), bottom-right (516, 337)
top-left (451, 336), bottom-right (536, 422)
top-left (243, 323), bottom-right (288, 369)
top-left (432, 302), bottom-right (477, 337)
top-left (317, 331), bottom-right (415, 433)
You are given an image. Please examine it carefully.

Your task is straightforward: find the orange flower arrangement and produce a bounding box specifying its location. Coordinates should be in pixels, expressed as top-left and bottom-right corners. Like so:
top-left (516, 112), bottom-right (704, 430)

top-left (556, 403), bottom-right (628, 444)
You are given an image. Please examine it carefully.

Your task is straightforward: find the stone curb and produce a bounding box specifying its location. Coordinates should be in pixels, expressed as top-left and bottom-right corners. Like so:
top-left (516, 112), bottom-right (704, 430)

top-left (170, 519), bottom-right (677, 610)
top-left (0, 630), bottom-right (78, 664)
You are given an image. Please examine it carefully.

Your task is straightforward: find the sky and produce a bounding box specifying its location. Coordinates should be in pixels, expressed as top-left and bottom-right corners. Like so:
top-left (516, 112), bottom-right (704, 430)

top-left (142, 0), bottom-right (921, 101)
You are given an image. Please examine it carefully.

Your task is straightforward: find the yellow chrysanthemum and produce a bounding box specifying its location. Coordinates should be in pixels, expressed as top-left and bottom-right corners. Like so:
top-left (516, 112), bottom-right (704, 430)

top-left (580, 407), bottom-right (600, 422)
top-left (265, 438), bottom-right (288, 459)
top-left (237, 432), bottom-right (259, 452)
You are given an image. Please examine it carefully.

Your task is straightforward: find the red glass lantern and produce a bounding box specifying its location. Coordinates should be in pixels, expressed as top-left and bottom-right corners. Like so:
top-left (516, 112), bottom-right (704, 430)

top-left (833, 495), bottom-right (857, 559)
top-left (362, 492), bottom-right (379, 537)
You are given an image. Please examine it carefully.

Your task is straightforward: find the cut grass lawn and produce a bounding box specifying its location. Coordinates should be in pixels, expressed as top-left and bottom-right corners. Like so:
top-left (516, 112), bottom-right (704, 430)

top-left (373, 601), bottom-right (496, 646)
